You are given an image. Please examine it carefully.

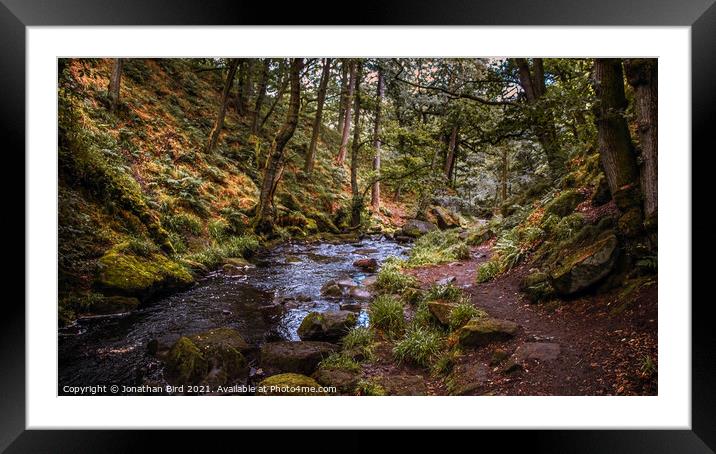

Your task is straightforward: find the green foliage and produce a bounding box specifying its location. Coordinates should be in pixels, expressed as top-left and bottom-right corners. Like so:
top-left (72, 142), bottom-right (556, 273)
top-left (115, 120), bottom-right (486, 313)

top-left (355, 379), bottom-right (387, 396)
top-left (341, 326), bottom-right (375, 360)
top-left (431, 348), bottom-right (462, 377)
top-left (375, 259), bottom-right (416, 293)
top-left (425, 283), bottom-right (464, 303)
top-left (640, 355), bottom-right (657, 377)
top-left (319, 353), bottom-right (361, 372)
top-left (476, 260), bottom-right (501, 283)
top-left (405, 230), bottom-right (470, 267)
top-left (369, 295), bottom-right (405, 336)
top-left (165, 212), bottom-right (203, 236)
top-left (448, 303), bottom-right (487, 330)
top-left (393, 324), bottom-right (443, 368)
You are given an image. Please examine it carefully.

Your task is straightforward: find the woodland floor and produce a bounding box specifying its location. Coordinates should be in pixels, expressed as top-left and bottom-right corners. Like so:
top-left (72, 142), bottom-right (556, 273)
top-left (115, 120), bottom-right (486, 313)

top-left (362, 243), bottom-right (658, 396)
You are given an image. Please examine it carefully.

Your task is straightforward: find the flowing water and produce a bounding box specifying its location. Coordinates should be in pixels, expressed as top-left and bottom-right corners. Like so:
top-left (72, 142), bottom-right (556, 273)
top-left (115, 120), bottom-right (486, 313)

top-left (58, 236), bottom-right (408, 394)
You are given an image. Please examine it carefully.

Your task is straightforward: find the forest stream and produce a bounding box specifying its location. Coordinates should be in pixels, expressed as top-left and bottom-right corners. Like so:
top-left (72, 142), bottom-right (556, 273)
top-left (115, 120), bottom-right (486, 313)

top-left (58, 236), bottom-right (407, 395)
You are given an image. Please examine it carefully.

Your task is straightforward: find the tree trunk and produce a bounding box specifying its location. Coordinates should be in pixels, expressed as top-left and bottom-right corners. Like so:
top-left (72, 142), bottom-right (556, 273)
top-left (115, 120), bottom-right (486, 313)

top-left (445, 125), bottom-right (458, 181)
top-left (501, 146), bottom-right (509, 202)
top-left (205, 59), bottom-right (239, 154)
top-left (592, 58), bottom-right (641, 211)
top-left (337, 60), bottom-right (356, 165)
top-left (337, 60), bottom-right (349, 134)
top-left (305, 58), bottom-right (332, 175)
top-left (624, 58), bottom-right (658, 220)
top-left (236, 59), bottom-right (254, 117)
top-left (371, 69), bottom-right (384, 211)
top-left (513, 58), bottom-right (564, 178)
top-left (350, 62), bottom-right (363, 228)
top-left (253, 58), bottom-right (304, 234)
top-left (251, 58), bottom-right (271, 135)
top-left (108, 58), bottom-right (123, 112)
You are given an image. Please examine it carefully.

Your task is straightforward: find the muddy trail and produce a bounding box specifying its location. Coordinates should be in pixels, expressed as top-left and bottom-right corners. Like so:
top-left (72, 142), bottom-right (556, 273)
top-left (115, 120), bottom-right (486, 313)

top-left (393, 243), bottom-right (658, 396)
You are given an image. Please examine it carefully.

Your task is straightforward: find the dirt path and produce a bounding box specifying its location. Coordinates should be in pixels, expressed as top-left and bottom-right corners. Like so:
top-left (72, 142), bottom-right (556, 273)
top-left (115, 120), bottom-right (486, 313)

top-left (373, 244), bottom-right (658, 396)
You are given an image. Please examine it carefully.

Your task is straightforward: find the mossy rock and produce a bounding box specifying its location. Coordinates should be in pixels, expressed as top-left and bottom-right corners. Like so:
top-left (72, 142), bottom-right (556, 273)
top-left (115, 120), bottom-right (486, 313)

top-left (401, 219), bottom-right (438, 238)
top-left (544, 190), bottom-right (585, 217)
top-left (96, 244), bottom-right (193, 300)
top-left (297, 311), bottom-right (357, 342)
top-left (260, 341), bottom-right (338, 375)
top-left (466, 227), bottom-right (494, 246)
top-left (165, 337), bottom-right (208, 385)
top-left (519, 270), bottom-right (554, 303)
top-left (430, 206), bottom-right (461, 230)
top-left (550, 233), bottom-right (619, 296)
top-left (165, 328), bottom-right (249, 386)
top-left (257, 373), bottom-right (328, 396)
top-left (617, 208), bottom-right (643, 238)
top-left (312, 368), bottom-right (359, 394)
top-left (427, 301), bottom-right (459, 326)
top-left (456, 318), bottom-right (520, 347)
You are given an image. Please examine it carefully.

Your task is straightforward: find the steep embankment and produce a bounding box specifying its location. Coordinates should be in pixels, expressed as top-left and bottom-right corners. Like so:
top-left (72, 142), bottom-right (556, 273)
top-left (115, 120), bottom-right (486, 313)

top-left (58, 59), bottom-right (403, 325)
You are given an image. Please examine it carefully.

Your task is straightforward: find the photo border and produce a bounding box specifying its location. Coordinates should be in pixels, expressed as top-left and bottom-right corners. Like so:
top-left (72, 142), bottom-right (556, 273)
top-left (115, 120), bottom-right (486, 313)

top-left (5, 0), bottom-right (712, 450)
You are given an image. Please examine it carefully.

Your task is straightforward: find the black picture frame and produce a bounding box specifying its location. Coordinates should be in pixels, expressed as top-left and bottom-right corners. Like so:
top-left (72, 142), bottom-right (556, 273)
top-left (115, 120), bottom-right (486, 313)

top-left (4, 0), bottom-right (712, 451)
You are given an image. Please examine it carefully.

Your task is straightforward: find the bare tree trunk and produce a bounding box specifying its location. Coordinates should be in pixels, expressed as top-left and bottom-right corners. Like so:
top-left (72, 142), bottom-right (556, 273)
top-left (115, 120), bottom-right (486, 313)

top-left (253, 58), bottom-right (303, 235)
top-left (444, 125), bottom-right (458, 180)
top-left (337, 60), bottom-right (356, 165)
top-left (513, 58), bottom-right (564, 178)
top-left (350, 62), bottom-right (364, 228)
top-left (624, 58), bottom-right (658, 220)
top-left (305, 58), bottom-right (332, 175)
top-left (592, 58), bottom-right (641, 211)
top-left (337, 60), bottom-right (349, 134)
top-left (371, 69), bottom-right (384, 211)
top-left (251, 58), bottom-right (271, 135)
top-left (205, 59), bottom-right (239, 154)
top-left (108, 58), bottom-right (123, 112)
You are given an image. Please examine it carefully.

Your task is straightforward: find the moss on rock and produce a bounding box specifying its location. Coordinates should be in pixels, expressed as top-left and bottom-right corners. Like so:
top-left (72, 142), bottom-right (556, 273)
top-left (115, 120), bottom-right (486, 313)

top-left (544, 190), bottom-right (585, 217)
top-left (96, 243), bottom-right (193, 299)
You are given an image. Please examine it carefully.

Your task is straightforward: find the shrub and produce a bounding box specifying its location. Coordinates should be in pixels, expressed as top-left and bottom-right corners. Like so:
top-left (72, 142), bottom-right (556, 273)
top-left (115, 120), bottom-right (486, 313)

top-left (220, 235), bottom-right (259, 258)
top-left (375, 259), bottom-right (416, 293)
top-left (448, 303), bottom-right (487, 330)
top-left (476, 260), bottom-right (500, 283)
top-left (165, 212), bottom-right (203, 235)
top-left (369, 295), bottom-right (405, 336)
top-left (431, 348), bottom-right (462, 377)
top-left (393, 324), bottom-right (443, 368)
top-left (318, 353), bottom-right (361, 372)
top-left (342, 326), bottom-right (374, 350)
top-left (208, 218), bottom-right (230, 241)
top-left (553, 213), bottom-right (585, 241)
top-left (425, 283), bottom-right (463, 303)
top-left (405, 230), bottom-right (470, 267)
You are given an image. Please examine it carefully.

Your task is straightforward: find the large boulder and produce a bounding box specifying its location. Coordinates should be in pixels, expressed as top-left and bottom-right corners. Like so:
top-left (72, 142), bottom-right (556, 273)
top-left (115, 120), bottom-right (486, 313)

top-left (427, 301), bottom-right (458, 326)
top-left (96, 245), bottom-right (194, 300)
top-left (456, 318), bottom-right (519, 347)
top-left (165, 328), bottom-right (249, 386)
top-left (260, 341), bottom-right (338, 375)
top-left (257, 373), bottom-right (328, 396)
top-left (401, 219), bottom-right (438, 238)
top-left (297, 311), bottom-right (357, 342)
top-left (430, 206), bottom-right (461, 230)
top-left (550, 233), bottom-right (619, 296)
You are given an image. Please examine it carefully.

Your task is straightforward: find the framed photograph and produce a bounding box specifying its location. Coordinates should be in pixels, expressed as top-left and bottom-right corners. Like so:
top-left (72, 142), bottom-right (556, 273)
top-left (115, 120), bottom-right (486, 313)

top-left (7, 0), bottom-right (712, 450)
